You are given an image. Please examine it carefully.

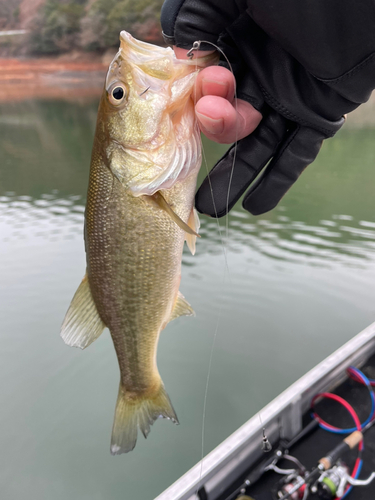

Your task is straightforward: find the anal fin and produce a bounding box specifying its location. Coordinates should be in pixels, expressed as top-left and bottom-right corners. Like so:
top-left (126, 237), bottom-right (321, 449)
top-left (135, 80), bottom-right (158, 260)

top-left (169, 291), bottom-right (195, 323)
top-left (61, 274), bottom-right (105, 349)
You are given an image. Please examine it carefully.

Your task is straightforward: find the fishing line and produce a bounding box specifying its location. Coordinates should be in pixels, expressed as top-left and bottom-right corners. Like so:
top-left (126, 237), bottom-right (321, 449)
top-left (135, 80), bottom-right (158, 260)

top-left (189, 42), bottom-right (231, 274)
top-left (194, 42), bottom-right (269, 460)
top-left (187, 40), bottom-right (239, 245)
top-left (194, 136), bottom-right (229, 498)
top-left (196, 312), bottom-right (221, 497)
top-left (188, 40), bottom-right (239, 497)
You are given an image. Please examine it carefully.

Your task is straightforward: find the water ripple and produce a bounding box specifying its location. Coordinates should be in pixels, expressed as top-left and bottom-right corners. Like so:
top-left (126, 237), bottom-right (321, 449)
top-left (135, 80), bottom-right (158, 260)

top-left (0, 192), bottom-right (84, 243)
top-left (2, 193), bottom-right (375, 270)
top-left (196, 209), bottom-right (375, 269)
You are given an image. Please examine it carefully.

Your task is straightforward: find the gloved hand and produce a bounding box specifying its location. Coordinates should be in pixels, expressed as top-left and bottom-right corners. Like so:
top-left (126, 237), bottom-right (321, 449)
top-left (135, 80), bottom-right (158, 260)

top-left (161, 0), bottom-right (375, 216)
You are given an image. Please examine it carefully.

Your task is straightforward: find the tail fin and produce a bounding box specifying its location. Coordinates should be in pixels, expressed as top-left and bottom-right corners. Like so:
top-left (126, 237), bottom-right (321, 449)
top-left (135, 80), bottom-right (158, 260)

top-left (110, 382), bottom-right (178, 454)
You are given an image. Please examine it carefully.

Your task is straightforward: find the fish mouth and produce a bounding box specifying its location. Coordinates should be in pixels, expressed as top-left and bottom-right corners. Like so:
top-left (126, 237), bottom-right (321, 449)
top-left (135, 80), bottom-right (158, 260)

top-left (119, 31), bottom-right (177, 81)
top-left (120, 31), bottom-right (174, 62)
top-left (119, 30), bottom-right (220, 67)
top-left (119, 31), bottom-right (205, 78)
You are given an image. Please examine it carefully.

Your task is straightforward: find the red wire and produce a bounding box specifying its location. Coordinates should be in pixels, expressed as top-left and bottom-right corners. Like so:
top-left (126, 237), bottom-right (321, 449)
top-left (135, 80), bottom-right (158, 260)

top-left (352, 458), bottom-right (361, 477)
top-left (340, 457), bottom-right (362, 499)
top-left (311, 390), bottom-right (364, 499)
top-left (311, 392), bottom-right (363, 448)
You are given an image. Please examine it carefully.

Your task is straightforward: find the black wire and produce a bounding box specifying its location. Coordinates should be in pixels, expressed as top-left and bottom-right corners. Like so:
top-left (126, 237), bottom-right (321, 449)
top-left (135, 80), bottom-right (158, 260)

top-left (286, 419), bottom-right (319, 449)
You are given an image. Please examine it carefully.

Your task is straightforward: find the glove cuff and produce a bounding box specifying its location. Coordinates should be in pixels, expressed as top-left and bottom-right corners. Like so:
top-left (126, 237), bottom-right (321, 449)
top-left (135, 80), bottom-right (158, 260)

top-left (317, 54), bottom-right (375, 105)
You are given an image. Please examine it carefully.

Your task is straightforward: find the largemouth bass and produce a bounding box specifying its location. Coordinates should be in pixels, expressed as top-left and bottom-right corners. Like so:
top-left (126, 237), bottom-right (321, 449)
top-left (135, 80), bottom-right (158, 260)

top-left (61, 32), bottom-right (217, 454)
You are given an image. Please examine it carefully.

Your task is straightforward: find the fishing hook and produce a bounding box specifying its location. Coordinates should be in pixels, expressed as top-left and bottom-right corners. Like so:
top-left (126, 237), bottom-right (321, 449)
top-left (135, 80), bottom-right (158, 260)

top-left (187, 41), bottom-right (201, 59)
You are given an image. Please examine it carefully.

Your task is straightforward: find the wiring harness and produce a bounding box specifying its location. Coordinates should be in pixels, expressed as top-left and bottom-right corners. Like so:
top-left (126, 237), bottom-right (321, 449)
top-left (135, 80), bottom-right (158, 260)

top-left (311, 366), bottom-right (375, 499)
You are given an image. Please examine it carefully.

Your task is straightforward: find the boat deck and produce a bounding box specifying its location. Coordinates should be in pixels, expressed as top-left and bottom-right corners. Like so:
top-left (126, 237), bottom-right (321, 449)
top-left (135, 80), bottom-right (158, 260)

top-left (218, 354), bottom-right (375, 500)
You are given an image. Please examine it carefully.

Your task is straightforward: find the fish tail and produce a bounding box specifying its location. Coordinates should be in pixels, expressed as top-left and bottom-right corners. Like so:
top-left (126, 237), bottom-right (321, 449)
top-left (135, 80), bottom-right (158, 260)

top-left (110, 382), bottom-right (179, 455)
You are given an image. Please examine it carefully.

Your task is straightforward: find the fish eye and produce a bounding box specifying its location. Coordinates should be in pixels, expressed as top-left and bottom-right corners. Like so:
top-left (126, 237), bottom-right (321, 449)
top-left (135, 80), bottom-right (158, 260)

top-left (112, 86), bottom-right (124, 100)
top-left (108, 83), bottom-right (127, 106)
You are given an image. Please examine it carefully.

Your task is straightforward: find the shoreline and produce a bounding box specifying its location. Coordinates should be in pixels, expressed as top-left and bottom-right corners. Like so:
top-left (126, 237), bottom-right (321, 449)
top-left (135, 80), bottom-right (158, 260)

top-left (0, 57), bottom-right (374, 128)
top-left (0, 57), bottom-right (108, 102)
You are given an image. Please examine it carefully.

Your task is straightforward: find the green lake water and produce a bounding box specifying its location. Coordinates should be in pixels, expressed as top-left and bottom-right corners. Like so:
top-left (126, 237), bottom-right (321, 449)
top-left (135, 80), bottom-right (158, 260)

top-left (0, 98), bottom-right (375, 500)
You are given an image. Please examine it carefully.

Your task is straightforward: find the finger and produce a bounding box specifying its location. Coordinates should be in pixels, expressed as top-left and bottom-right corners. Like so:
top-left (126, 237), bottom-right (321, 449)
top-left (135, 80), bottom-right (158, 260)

top-left (243, 126), bottom-right (325, 215)
top-left (195, 66), bottom-right (236, 103)
top-left (196, 96), bottom-right (262, 143)
top-left (195, 112), bottom-right (287, 217)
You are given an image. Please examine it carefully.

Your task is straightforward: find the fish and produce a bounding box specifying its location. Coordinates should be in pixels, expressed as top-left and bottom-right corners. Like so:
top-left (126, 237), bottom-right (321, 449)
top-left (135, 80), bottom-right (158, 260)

top-left (60, 31), bottom-right (217, 454)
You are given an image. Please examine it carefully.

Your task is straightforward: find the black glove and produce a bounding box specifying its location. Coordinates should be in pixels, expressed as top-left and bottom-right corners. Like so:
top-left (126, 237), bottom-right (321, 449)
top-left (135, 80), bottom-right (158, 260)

top-left (161, 0), bottom-right (375, 216)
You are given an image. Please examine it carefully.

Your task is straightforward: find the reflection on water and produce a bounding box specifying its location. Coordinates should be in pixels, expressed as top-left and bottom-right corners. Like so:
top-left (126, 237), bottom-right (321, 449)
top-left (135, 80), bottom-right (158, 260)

top-left (2, 191), bottom-right (374, 266)
top-left (200, 211), bottom-right (375, 266)
top-left (0, 99), bottom-right (375, 500)
top-left (0, 193), bottom-right (84, 242)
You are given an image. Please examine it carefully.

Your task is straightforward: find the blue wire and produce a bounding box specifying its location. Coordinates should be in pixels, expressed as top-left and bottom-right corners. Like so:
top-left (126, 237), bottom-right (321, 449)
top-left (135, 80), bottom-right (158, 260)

top-left (318, 424), bottom-right (361, 435)
top-left (341, 486), bottom-right (353, 499)
top-left (314, 366), bottom-right (372, 499)
top-left (315, 366), bottom-right (375, 434)
top-left (340, 460), bottom-right (363, 500)
top-left (347, 367), bottom-right (375, 429)
top-left (355, 459), bottom-right (363, 479)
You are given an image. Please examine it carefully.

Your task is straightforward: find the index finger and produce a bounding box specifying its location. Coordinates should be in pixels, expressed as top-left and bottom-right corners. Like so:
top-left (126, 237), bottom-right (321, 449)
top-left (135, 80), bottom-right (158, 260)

top-left (173, 47), bottom-right (234, 103)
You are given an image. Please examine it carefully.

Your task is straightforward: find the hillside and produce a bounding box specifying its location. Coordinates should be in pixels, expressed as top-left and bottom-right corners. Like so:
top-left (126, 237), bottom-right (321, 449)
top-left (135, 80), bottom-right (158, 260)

top-left (0, 0), bottom-right (164, 57)
top-left (19, 0), bottom-right (45, 29)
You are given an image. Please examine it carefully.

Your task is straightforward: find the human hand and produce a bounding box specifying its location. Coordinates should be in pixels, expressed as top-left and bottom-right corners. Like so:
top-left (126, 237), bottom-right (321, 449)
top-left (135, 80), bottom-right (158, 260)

top-left (173, 42), bottom-right (337, 218)
top-left (162, 0), bottom-right (374, 216)
top-left (174, 46), bottom-right (262, 143)
top-left (183, 60), bottom-right (262, 145)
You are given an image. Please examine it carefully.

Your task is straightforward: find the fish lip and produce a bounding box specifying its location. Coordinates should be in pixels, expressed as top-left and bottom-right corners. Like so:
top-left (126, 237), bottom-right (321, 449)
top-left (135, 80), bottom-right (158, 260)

top-left (119, 30), bottom-right (218, 68)
top-left (119, 30), bottom-right (174, 59)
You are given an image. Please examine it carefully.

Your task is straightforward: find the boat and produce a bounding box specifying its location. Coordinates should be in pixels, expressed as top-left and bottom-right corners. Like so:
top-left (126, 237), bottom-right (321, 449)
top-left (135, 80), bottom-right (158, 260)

top-left (155, 321), bottom-right (375, 500)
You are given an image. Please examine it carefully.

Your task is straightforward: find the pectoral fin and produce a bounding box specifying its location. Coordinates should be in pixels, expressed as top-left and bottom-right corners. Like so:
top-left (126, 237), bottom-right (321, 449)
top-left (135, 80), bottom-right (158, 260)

top-left (61, 274), bottom-right (105, 349)
top-left (169, 291), bottom-right (195, 323)
top-left (185, 207), bottom-right (200, 255)
top-left (148, 191), bottom-right (200, 237)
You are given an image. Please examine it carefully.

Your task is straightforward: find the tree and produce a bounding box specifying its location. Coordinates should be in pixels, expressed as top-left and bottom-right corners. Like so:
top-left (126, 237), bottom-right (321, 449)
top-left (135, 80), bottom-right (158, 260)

top-left (80, 0), bottom-right (164, 51)
top-left (28, 0), bottom-right (87, 54)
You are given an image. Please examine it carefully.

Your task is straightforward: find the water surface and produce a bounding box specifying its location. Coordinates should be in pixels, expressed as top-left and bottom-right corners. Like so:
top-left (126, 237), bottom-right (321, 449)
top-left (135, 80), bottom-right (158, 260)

top-left (0, 99), bottom-right (374, 500)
